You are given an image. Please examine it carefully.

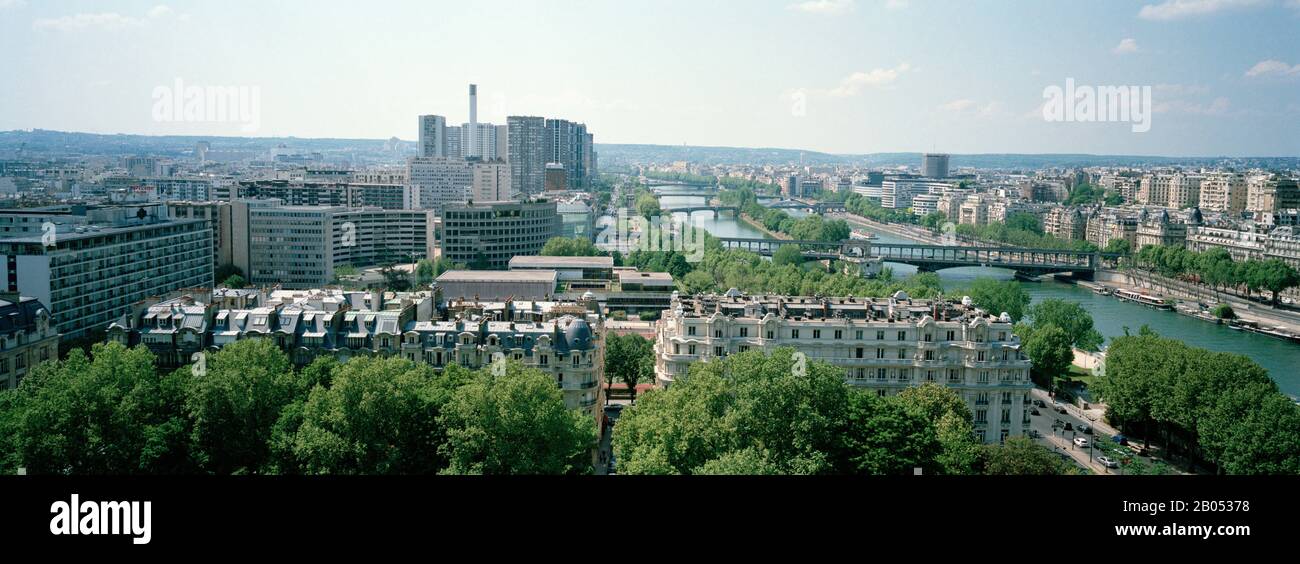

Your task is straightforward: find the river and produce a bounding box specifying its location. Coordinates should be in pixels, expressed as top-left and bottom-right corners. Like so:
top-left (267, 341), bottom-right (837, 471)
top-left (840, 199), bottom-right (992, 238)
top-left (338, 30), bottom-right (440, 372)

top-left (617, 187), bottom-right (1300, 397)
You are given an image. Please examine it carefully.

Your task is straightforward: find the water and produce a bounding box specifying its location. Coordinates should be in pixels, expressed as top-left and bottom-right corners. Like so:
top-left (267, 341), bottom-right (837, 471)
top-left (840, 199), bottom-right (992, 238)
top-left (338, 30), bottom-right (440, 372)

top-left (615, 190), bottom-right (1300, 395)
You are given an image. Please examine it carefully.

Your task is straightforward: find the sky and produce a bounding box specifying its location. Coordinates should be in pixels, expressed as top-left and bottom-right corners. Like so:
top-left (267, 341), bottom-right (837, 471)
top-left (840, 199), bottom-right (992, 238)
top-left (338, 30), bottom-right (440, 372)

top-left (1, 0), bottom-right (1298, 156)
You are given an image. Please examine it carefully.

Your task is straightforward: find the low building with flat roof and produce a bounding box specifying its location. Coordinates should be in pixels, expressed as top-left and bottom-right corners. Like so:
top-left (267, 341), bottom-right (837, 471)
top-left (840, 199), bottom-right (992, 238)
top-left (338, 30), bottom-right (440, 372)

top-left (509, 255), bottom-right (614, 289)
top-left (617, 270), bottom-right (674, 292)
top-left (435, 270), bottom-right (559, 301)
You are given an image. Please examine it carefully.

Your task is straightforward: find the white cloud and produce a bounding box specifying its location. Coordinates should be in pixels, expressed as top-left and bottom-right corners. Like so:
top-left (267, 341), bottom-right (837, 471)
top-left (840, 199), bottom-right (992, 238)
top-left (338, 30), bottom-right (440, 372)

top-left (0, 0), bottom-right (28, 10)
top-left (938, 99), bottom-right (998, 117)
top-left (788, 0), bottom-right (856, 14)
top-left (827, 63), bottom-right (910, 97)
top-left (1138, 0), bottom-right (1266, 21)
top-left (1112, 38), bottom-right (1140, 54)
top-left (1154, 97), bottom-right (1232, 115)
top-left (33, 5), bottom-right (183, 32)
top-left (33, 13), bottom-right (145, 32)
top-left (1244, 59), bottom-right (1300, 77)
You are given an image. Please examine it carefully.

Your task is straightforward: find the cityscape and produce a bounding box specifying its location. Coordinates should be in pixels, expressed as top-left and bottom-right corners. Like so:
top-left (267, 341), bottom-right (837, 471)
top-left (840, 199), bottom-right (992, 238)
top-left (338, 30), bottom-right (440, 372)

top-left (0, 0), bottom-right (1299, 546)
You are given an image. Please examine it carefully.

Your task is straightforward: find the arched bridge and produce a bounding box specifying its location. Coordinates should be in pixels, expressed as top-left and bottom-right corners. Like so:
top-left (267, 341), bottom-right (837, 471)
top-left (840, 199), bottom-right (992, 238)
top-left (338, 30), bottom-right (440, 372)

top-left (768, 200), bottom-right (847, 213)
top-left (663, 205), bottom-right (739, 218)
top-left (716, 238), bottom-right (1119, 278)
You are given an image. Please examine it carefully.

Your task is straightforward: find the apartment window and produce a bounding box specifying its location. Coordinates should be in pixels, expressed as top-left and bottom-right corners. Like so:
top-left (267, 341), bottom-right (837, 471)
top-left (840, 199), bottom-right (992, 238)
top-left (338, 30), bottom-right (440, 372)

top-left (739, 345), bottom-right (750, 353)
top-left (946, 330), bottom-right (956, 341)
top-left (792, 329), bottom-right (800, 339)
top-left (855, 368), bottom-right (865, 379)
top-left (834, 330), bottom-right (842, 339)
top-left (813, 330), bottom-right (821, 339)
top-left (688, 345), bottom-right (696, 355)
top-left (897, 330), bottom-right (906, 341)
top-left (740, 327), bottom-right (749, 337)
top-left (975, 409), bottom-right (987, 423)
top-left (948, 369), bottom-right (960, 383)
top-left (714, 346), bottom-right (724, 357)
top-left (540, 355), bottom-right (548, 366)
top-left (923, 333), bottom-right (932, 342)
top-left (1000, 429), bottom-right (1010, 442)
top-left (998, 332), bottom-right (1006, 341)
top-left (856, 347), bottom-right (864, 359)
top-left (1001, 409), bottom-right (1011, 424)
top-left (976, 392), bottom-right (989, 405)
top-left (898, 369), bottom-right (909, 381)
top-left (877, 389), bottom-right (887, 397)
top-left (925, 370), bottom-right (936, 382)
top-left (673, 344), bottom-right (680, 354)
top-left (687, 326), bottom-right (696, 336)
top-left (715, 330), bottom-right (723, 338)
top-left (876, 348), bottom-right (885, 359)
top-left (897, 348), bottom-right (906, 360)
top-left (977, 351), bottom-right (986, 362)
top-left (876, 330), bottom-right (885, 340)
top-left (876, 368), bottom-right (887, 381)
top-left (766, 331), bottom-right (773, 339)
top-left (924, 350), bottom-right (934, 361)
top-left (1002, 392), bottom-right (1012, 405)
top-left (855, 330), bottom-right (863, 340)
top-left (572, 354), bottom-right (580, 367)
top-left (979, 371), bottom-right (989, 383)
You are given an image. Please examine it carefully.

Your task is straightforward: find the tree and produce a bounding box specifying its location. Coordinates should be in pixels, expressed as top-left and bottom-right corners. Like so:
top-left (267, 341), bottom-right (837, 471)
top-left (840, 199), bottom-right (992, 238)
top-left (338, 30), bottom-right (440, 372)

top-left (186, 338), bottom-right (301, 474)
top-left (1254, 259), bottom-right (1300, 306)
top-left (541, 236), bottom-right (604, 257)
top-left (215, 264), bottom-right (243, 283)
top-left (1104, 238), bottom-right (1131, 256)
top-left (982, 437), bottom-right (1072, 475)
top-left (636, 193), bottom-right (661, 219)
top-left (1212, 304), bottom-right (1235, 319)
top-left (962, 279), bottom-right (1031, 322)
top-left (415, 259), bottom-right (435, 286)
top-left (1026, 298), bottom-right (1104, 351)
top-left (8, 342), bottom-right (194, 474)
top-left (439, 362), bottom-right (596, 474)
top-left (291, 357), bottom-right (463, 474)
top-left (772, 244), bottom-right (804, 266)
top-left (220, 274), bottom-right (247, 289)
top-left (604, 334), bottom-right (654, 402)
top-left (1021, 324), bottom-right (1074, 391)
top-left (380, 264), bottom-right (412, 291)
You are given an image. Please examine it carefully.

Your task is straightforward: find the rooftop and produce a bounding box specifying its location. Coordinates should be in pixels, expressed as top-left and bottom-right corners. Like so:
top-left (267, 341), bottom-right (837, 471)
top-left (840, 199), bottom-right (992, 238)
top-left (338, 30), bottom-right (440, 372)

top-left (436, 270), bottom-right (559, 283)
top-left (509, 255), bottom-right (613, 269)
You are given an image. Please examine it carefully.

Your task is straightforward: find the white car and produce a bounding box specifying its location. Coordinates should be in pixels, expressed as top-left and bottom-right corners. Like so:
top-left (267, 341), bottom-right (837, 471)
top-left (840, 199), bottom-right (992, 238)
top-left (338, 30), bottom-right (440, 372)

top-left (1097, 456), bottom-right (1118, 468)
top-left (1073, 437), bottom-right (1090, 448)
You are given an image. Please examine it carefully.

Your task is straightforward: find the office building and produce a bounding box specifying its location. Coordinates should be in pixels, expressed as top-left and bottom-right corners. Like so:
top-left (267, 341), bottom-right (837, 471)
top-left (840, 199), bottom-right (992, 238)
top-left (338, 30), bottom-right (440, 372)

top-left (508, 116), bottom-right (548, 196)
top-left (0, 205), bottom-right (213, 338)
top-left (418, 115), bottom-right (447, 158)
top-left (922, 153), bottom-right (950, 178)
top-left (437, 199), bottom-right (560, 269)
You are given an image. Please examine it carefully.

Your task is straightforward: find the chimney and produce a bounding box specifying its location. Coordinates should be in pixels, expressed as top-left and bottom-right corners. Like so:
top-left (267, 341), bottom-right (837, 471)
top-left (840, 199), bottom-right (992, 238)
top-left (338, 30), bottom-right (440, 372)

top-left (467, 84), bottom-right (478, 158)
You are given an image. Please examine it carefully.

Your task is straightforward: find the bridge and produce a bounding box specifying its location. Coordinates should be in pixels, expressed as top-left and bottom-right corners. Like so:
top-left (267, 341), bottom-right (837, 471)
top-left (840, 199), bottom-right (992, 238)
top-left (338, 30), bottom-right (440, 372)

top-left (716, 238), bottom-right (1120, 278)
top-left (650, 185), bottom-right (719, 196)
top-left (767, 200), bottom-right (847, 213)
top-left (662, 205), bottom-right (739, 218)
top-left (642, 178), bottom-right (716, 188)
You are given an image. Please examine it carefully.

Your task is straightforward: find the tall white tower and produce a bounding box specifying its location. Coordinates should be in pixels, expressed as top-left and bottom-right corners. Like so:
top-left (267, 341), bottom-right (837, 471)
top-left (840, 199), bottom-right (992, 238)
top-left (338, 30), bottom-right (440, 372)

top-left (467, 84), bottom-right (478, 158)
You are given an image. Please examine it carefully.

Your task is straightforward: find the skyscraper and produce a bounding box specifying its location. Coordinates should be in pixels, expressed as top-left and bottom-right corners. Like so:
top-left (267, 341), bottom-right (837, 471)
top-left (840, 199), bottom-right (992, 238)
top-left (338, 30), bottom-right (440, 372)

top-left (418, 115), bottom-right (446, 158)
top-left (508, 116), bottom-right (547, 197)
top-left (922, 153), bottom-right (950, 178)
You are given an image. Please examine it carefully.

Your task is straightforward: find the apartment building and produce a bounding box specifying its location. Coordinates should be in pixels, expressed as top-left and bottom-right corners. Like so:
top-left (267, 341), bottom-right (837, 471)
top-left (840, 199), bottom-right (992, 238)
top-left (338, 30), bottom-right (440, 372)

top-left (1246, 175), bottom-right (1300, 214)
top-left (1044, 207), bottom-right (1087, 241)
top-left (1198, 172), bottom-right (1248, 214)
top-left (0, 296), bottom-right (59, 390)
top-left (655, 292), bottom-right (1033, 443)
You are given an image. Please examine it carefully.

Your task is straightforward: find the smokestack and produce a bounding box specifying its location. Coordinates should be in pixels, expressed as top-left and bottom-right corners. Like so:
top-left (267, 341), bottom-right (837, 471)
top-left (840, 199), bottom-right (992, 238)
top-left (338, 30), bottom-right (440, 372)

top-left (468, 84), bottom-right (478, 158)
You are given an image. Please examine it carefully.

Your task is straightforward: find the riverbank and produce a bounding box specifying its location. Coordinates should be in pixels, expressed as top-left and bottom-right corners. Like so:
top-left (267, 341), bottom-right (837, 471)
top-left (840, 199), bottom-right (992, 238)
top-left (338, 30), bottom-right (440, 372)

top-left (737, 212), bottom-right (792, 240)
top-left (1075, 271), bottom-right (1300, 340)
top-left (830, 212), bottom-right (945, 244)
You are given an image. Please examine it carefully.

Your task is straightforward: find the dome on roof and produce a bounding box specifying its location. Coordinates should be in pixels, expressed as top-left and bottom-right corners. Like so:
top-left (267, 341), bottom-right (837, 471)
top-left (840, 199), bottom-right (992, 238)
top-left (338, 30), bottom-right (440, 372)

top-left (999, 312), bottom-right (1012, 323)
top-left (563, 317), bottom-right (593, 349)
top-left (724, 287), bottom-right (742, 298)
top-left (1138, 208), bottom-right (1150, 222)
top-left (1157, 209), bottom-right (1170, 224)
top-left (961, 296), bottom-right (972, 307)
top-left (891, 290), bottom-right (910, 301)
top-left (1187, 207), bottom-right (1203, 225)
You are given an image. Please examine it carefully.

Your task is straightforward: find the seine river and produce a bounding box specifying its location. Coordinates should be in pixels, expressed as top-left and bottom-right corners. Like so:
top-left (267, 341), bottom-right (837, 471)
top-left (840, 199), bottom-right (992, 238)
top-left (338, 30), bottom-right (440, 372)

top-left (636, 186), bottom-right (1300, 398)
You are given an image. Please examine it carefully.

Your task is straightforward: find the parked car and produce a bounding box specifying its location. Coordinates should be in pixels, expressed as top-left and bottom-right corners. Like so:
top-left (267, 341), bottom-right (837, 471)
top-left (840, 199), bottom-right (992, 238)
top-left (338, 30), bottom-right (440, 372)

top-left (1073, 437), bottom-right (1090, 448)
top-left (1034, 399), bottom-right (1047, 408)
top-left (1111, 434), bottom-right (1128, 446)
top-left (1063, 422), bottom-right (1074, 432)
top-left (1031, 408), bottom-right (1041, 416)
top-left (1097, 456), bottom-right (1118, 468)
top-left (1078, 424), bottom-right (1092, 435)
top-left (1055, 404), bottom-right (1067, 414)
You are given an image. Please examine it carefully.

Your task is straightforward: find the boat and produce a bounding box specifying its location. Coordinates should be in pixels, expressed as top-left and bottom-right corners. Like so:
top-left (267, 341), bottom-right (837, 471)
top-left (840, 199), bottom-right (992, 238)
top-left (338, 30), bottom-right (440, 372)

top-left (1229, 320), bottom-right (1300, 343)
top-left (850, 229), bottom-right (875, 241)
top-left (1093, 286), bottom-right (1112, 296)
top-left (1113, 289), bottom-right (1172, 310)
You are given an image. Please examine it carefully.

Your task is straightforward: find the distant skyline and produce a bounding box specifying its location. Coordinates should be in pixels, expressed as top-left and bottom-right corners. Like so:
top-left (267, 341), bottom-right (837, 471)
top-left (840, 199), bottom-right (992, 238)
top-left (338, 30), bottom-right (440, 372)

top-left (2, 0), bottom-right (1298, 157)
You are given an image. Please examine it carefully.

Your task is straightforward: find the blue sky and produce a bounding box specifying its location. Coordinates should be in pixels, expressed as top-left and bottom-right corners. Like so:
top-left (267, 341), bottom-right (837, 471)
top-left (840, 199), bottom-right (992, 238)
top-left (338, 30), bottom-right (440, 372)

top-left (1, 0), bottom-right (1297, 156)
